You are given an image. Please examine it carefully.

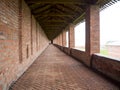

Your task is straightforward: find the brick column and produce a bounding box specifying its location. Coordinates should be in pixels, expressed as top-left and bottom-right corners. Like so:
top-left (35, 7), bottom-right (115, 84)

top-left (56, 36), bottom-right (58, 45)
top-left (68, 24), bottom-right (75, 48)
top-left (19, 0), bottom-right (23, 63)
top-left (58, 35), bottom-right (61, 45)
top-left (85, 5), bottom-right (100, 55)
top-left (57, 36), bottom-right (59, 45)
top-left (54, 38), bottom-right (57, 44)
top-left (62, 30), bottom-right (66, 47)
top-left (60, 34), bottom-right (62, 46)
top-left (59, 35), bottom-right (61, 45)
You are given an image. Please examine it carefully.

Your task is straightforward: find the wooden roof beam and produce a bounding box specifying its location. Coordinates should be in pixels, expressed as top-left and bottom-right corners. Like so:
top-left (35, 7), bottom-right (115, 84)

top-left (35, 14), bottom-right (72, 17)
top-left (57, 4), bottom-right (79, 15)
top-left (33, 5), bottom-right (51, 14)
top-left (29, 3), bottom-right (40, 9)
top-left (41, 22), bottom-right (67, 25)
top-left (37, 16), bottom-right (51, 21)
top-left (40, 20), bottom-right (67, 23)
top-left (43, 28), bottom-right (64, 30)
top-left (26, 0), bottom-right (89, 5)
top-left (31, 4), bottom-right (50, 11)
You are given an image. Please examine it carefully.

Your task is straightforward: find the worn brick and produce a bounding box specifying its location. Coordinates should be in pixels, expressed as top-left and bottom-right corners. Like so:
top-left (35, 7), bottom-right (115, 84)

top-left (10, 45), bottom-right (119, 90)
top-left (0, 0), bottom-right (49, 90)
top-left (68, 24), bottom-right (75, 48)
top-left (85, 5), bottom-right (100, 54)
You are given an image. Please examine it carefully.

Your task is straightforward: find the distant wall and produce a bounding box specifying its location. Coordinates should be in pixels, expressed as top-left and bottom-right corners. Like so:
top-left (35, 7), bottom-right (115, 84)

top-left (92, 54), bottom-right (120, 82)
top-left (0, 0), bottom-right (49, 90)
top-left (107, 45), bottom-right (120, 59)
top-left (54, 44), bottom-right (120, 84)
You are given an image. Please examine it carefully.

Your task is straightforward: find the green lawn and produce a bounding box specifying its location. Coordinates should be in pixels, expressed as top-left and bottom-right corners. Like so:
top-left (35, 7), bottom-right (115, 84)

top-left (100, 49), bottom-right (108, 55)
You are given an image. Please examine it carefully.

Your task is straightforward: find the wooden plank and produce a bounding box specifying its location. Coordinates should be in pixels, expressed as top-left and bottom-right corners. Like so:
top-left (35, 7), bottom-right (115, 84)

top-left (33, 5), bottom-right (51, 13)
top-left (26, 0), bottom-right (88, 4)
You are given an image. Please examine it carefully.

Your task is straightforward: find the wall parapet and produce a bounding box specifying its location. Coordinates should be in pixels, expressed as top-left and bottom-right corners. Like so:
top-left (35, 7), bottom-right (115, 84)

top-left (54, 44), bottom-right (120, 85)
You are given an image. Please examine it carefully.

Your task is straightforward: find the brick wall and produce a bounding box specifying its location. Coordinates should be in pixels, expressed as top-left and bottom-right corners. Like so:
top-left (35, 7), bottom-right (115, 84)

top-left (107, 45), bottom-right (120, 59)
top-left (55, 44), bottom-right (120, 84)
top-left (31, 15), bottom-right (37, 54)
top-left (85, 5), bottom-right (100, 54)
top-left (92, 54), bottom-right (120, 83)
top-left (54, 44), bottom-right (90, 66)
top-left (21, 0), bottom-right (31, 61)
top-left (0, 0), bottom-right (20, 89)
top-left (71, 49), bottom-right (90, 66)
top-left (0, 0), bottom-right (49, 90)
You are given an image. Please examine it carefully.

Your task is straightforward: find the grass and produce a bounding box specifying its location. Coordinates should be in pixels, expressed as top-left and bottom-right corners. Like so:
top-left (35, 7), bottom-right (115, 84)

top-left (100, 49), bottom-right (108, 55)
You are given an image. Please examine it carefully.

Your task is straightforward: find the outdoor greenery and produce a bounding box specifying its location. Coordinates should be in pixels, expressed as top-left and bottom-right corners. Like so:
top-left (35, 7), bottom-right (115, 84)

top-left (100, 49), bottom-right (108, 55)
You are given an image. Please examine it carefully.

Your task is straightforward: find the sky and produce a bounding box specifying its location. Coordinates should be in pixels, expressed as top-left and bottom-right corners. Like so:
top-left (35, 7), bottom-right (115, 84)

top-left (75, 22), bottom-right (85, 46)
top-left (100, 1), bottom-right (120, 45)
top-left (75, 1), bottom-right (120, 46)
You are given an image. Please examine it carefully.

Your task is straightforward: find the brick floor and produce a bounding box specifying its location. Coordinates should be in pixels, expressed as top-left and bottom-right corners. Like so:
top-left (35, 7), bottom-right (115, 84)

top-left (10, 45), bottom-right (119, 90)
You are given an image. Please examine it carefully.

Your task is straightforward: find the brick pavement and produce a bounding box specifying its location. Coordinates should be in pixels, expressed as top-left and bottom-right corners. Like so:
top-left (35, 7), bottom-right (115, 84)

top-left (10, 45), bottom-right (119, 90)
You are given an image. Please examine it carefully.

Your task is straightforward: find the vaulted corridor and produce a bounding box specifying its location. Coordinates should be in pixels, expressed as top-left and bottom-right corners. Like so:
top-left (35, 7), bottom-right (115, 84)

top-left (10, 45), bottom-right (119, 90)
top-left (1, 0), bottom-right (120, 90)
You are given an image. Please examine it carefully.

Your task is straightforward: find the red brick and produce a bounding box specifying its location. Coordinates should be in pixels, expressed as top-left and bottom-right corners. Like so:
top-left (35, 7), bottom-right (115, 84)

top-left (92, 54), bottom-right (120, 82)
top-left (0, 85), bottom-right (2, 90)
top-left (0, 0), bottom-right (49, 90)
top-left (68, 24), bottom-right (75, 48)
top-left (10, 45), bottom-right (119, 90)
top-left (62, 30), bottom-right (66, 47)
top-left (85, 5), bottom-right (100, 54)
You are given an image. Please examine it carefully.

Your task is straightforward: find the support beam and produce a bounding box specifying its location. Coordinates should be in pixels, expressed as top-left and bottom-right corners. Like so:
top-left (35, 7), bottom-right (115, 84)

top-left (60, 34), bottom-right (63, 46)
top-left (57, 35), bottom-right (59, 45)
top-left (85, 5), bottom-right (100, 55)
top-left (26, 0), bottom-right (88, 4)
top-left (35, 14), bottom-right (73, 17)
top-left (33, 5), bottom-right (51, 14)
top-left (68, 24), bottom-right (75, 48)
top-left (40, 20), bottom-right (67, 23)
top-left (58, 34), bottom-right (61, 46)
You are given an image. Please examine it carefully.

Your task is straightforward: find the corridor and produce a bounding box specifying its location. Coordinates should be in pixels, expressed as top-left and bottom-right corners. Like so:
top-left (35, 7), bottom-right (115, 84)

top-left (10, 45), bottom-right (119, 90)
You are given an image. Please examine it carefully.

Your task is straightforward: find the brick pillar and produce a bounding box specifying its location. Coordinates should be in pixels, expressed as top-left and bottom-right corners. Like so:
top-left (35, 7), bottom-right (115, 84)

top-left (85, 5), bottom-right (100, 55)
top-left (57, 36), bottom-right (59, 45)
top-left (62, 30), bottom-right (66, 47)
top-left (56, 36), bottom-right (58, 44)
top-left (53, 38), bottom-right (57, 44)
top-left (68, 24), bottom-right (75, 48)
top-left (60, 34), bottom-right (62, 46)
top-left (58, 35), bottom-right (60, 45)
top-left (19, 0), bottom-right (23, 63)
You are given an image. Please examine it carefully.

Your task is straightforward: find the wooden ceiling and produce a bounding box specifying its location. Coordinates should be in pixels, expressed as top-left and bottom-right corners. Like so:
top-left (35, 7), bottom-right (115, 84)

top-left (25, 0), bottom-right (115, 40)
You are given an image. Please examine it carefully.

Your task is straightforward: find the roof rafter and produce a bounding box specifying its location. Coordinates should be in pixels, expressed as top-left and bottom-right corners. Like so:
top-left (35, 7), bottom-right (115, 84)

top-left (25, 0), bottom-right (114, 40)
top-left (33, 5), bottom-right (52, 14)
top-left (40, 20), bottom-right (68, 23)
top-left (31, 4), bottom-right (50, 11)
top-left (26, 0), bottom-right (88, 4)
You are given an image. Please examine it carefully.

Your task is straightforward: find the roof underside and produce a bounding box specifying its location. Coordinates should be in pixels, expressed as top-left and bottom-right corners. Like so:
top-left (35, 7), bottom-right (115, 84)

top-left (25, 0), bottom-right (118, 40)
